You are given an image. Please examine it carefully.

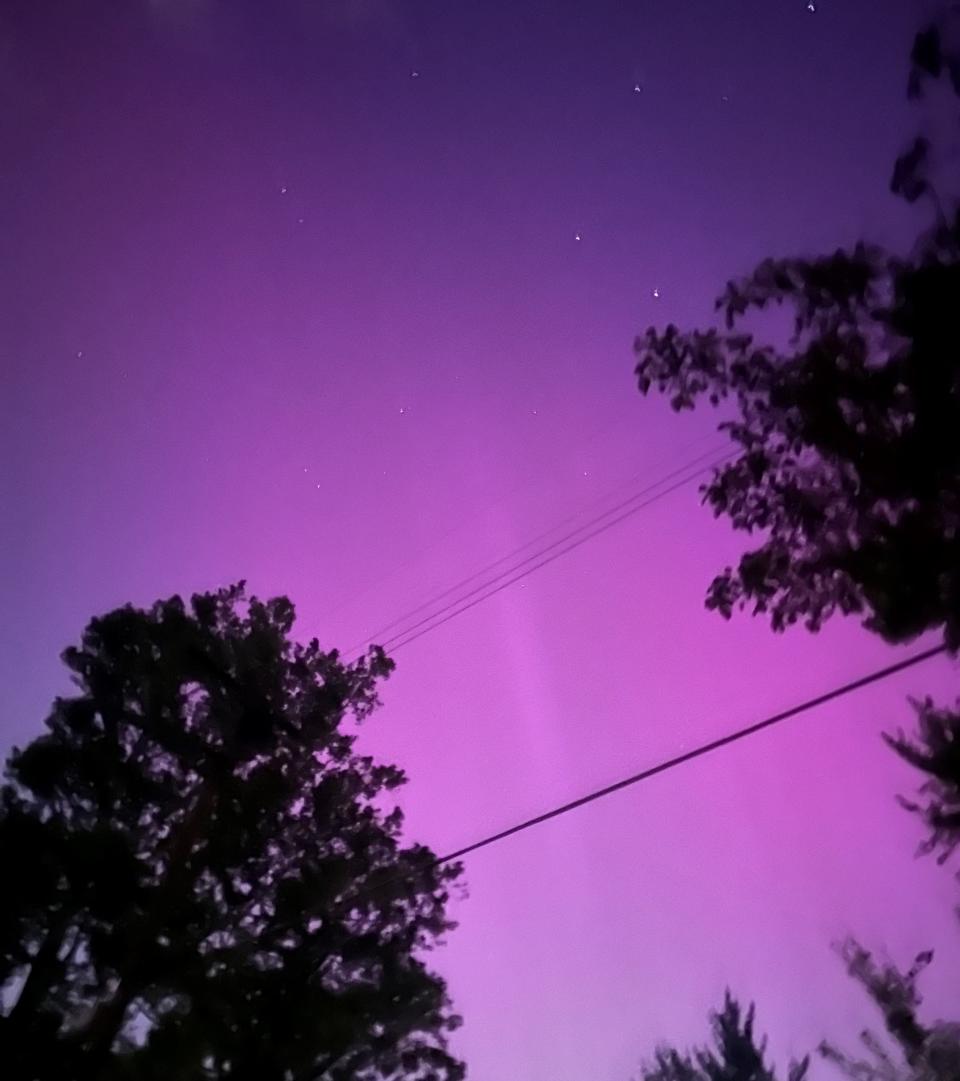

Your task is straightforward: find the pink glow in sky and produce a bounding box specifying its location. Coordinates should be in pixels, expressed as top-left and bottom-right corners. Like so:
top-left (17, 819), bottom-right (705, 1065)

top-left (3, 2), bottom-right (960, 1078)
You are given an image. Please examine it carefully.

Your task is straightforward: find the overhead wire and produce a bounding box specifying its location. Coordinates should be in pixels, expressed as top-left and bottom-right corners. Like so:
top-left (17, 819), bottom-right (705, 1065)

top-left (347, 644), bottom-right (949, 907)
top-left (343, 432), bottom-right (723, 657)
top-left (381, 449), bottom-right (735, 654)
top-left (346, 444), bottom-right (734, 659)
top-left (326, 417), bottom-right (718, 631)
top-left (431, 644), bottom-right (948, 865)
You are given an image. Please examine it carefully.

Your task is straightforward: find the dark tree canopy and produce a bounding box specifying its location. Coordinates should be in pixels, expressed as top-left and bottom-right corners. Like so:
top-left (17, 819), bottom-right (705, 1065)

top-left (634, 217), bottom-right (960, 648)
top-left (0, 584), bottom-right (464, 1081)
top-left (638, 993), bottom-right (809, 1081)
top-left (884, 696), bottom-right (960, 870)
top-left (634, 12), bottom-right (960, 650)
top-left (818, 939), bottom-right (960, 1081)
top-left (633, 11), bottom-right (960, 869)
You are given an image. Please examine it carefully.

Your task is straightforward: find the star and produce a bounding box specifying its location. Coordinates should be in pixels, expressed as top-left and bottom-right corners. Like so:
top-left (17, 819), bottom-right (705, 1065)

top-left (399, 406), bottom-right (407, 415)
top-left (806, 0), bottom-right (816, 9)
top-left (574, 232), bottom-right (582, 242)
top-left (652, 287), bottom-right (660, 299)
top-left (633, 84), bottom-right (642, 94)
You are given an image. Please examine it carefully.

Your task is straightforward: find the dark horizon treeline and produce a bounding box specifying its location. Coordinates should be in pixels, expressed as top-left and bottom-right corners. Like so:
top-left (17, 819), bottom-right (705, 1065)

top-left (3, 7), bottom-right (960, 1081)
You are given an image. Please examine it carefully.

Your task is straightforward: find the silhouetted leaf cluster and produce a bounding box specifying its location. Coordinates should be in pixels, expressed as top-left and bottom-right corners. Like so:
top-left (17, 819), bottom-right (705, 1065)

top-left (818, 939), bottom-right (960, 1081)
top-left (641, 945), bottom-right (960, 1081)
top-left (634, 223), bottom-right (960, 647)
top-left (0, 584), bottom-right (464, 1081)
top-left (885, 698), bottom-right (960, 874)
top-left (638, 994), bottom-right (809, 1081)
top-left (897, 11), bottom-right (960, 206)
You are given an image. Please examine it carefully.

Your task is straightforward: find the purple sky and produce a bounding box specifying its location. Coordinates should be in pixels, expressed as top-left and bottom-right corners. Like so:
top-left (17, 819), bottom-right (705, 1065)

top-left (3, 1), bottom-right (960, 1078)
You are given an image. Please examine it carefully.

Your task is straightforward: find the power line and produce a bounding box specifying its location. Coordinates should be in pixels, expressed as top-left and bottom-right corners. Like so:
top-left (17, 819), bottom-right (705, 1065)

top-left (347, 644), bottom-right (948, 910)
top-left (345, 436), bottom-right (723, 657)
top-left (384, 450), bottom-right (734, 654)
top-left (347, 446), bottom-right (733, 659)
top-left (379, 448), bottom-right (726, 652)
top-left (329, 422), bottom-right (719, 632)
top-left (430, 644), bottom-right (947, 867)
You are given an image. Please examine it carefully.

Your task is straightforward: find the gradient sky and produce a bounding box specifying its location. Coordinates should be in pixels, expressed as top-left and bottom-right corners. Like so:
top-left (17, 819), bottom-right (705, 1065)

top-left (3, 1), bottom-right (960, 1078)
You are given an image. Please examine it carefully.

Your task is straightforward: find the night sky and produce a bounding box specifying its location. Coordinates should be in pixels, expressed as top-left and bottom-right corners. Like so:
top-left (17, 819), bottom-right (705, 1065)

top-left (3, 2), bottom-right (960, 1078)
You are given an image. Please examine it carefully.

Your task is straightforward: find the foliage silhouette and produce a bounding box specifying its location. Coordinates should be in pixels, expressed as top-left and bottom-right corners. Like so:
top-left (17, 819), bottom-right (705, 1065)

top-left (633, 7), bottom-right (960, 872)
top-left (637, 993), bottom-right (809, 1081)
top-left (631, 16), bottom-right (960, 1081)
top-left (0, 583), bottom-right (464, 1081)
top-left (818, 939), bottom-right (960, 1081)
top-left (635, 951), bottom-right (960, 1081)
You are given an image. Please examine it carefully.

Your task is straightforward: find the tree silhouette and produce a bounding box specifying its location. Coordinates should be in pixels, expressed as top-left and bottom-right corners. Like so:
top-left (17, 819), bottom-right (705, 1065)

top-left (633, 9), bottom-right (960, 869)
top-left (629, 16), bottom-right (960, 1081)
top-left (0, 583), bottom-right (464, 1081)
top-left (818, 939), bottom-right (960, 1081)
top-left (634, 953), bottom-right (960, 1081)
top-left (637, 993), bottom-right (809, 1081)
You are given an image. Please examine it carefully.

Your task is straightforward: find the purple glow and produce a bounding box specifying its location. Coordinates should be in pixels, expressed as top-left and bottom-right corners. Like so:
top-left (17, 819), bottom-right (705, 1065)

top-left (2, 2), bottom-right (958, 1078)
